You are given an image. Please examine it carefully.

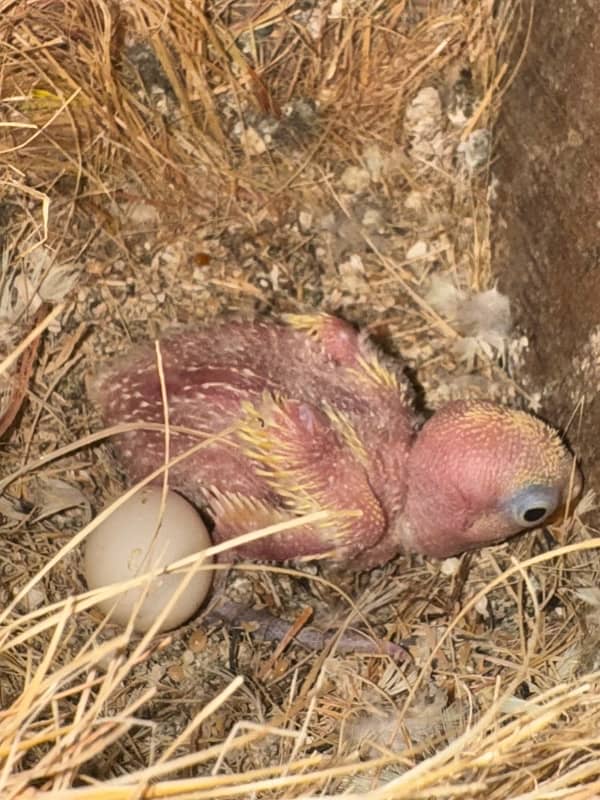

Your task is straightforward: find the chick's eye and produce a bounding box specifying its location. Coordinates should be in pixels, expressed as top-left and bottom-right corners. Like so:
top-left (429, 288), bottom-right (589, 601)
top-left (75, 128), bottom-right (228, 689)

top-left (505, 485), bottom-right (560, 528)
top-left (522, 506), bottom-right (549, 524)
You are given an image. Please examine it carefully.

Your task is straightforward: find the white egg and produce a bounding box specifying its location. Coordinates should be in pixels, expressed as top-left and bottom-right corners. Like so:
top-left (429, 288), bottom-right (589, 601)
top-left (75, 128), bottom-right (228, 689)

top-left (85, 487), bottom-right (213, 633)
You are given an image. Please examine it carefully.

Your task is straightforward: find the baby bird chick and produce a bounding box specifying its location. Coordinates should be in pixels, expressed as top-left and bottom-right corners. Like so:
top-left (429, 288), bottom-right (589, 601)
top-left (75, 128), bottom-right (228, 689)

top-left (89, 314), bottom-right (580, 569)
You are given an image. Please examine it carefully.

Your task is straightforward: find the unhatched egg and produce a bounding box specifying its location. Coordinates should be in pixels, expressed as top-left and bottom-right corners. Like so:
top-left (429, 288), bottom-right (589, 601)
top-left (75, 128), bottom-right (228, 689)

top-left (85, 487), bottom-right (213, 632)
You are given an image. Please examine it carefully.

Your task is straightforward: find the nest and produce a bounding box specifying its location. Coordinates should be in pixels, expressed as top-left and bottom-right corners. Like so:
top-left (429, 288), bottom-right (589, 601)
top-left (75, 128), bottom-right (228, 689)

top-left (2, 0), bottom-right (600, 797)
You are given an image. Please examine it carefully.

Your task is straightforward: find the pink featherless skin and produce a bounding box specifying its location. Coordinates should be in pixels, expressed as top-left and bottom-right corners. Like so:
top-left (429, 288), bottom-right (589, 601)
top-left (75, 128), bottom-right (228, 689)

top-left (89, 313), bottom-right (581, 569)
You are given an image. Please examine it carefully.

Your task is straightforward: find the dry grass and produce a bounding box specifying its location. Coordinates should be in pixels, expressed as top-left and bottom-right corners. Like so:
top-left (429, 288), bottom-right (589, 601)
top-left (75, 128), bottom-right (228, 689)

top-left (2, 0), bottom-right (600, 797)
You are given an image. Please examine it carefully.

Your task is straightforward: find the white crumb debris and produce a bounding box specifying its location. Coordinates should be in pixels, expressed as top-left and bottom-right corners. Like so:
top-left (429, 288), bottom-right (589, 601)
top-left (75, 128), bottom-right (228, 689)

top-left (488, 174), bottom-right (500, 202)
top-left (18, 586), bottom-right (46, 612)
top-left (507, 335), bottom-right (530, 371)
top-left (525, 391), bottom-right (543, 414)
top-left (341, 165), bottom-right (371, 193)
top-left (298, 210), bottom-right (313, 232)
top-left (404, 190), bottom-right (426, 211)
top-left (269, 263), bottom-right (280, 291)
top-left (405, 86), bottom-right (442, 128)
top-left (329, 0), bottom-right (343, 19)
top-left (458, 129), bottom-right (491, 171)
top-left (149, 664), bottom-right (165, 684)
top-left (319, 211), bottom-right (336, 231)
top-left (361, 207), bottom-right (383, 229)
top-left (404, 86), bottom-right (444, 165)
top-left (406, 240), bottom-right (429, 264)
top-left (125, 201), bottom-right (160, 226)
top-left (238, 126), bottom-right (267, 156)
top-left (448, 105), bottom-right (470, 128)
top-left (363, 144), bottom-right (385, 182)
top-left (440, 557), bottom-right (461, 576)
top-left (338, 255), bottom-right (368, 293)
top-left (150, 240), bottom-right (187, 271)
top-left (475, 596), bottom-right (490, 617)
top-left (150, 86), bottom-right (169, 116)
top-left (305, 5), bottom-right (325, 39)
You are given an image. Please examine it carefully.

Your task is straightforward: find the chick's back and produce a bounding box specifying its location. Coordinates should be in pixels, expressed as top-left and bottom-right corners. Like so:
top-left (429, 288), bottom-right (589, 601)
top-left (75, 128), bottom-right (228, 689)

top-left (90, 316), bottom-right (416, 524)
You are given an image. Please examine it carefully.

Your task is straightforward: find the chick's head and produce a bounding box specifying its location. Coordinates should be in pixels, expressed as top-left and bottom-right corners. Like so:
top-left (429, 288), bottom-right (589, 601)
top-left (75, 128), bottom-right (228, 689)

top-left (403, 401), bottom-right (581, 558)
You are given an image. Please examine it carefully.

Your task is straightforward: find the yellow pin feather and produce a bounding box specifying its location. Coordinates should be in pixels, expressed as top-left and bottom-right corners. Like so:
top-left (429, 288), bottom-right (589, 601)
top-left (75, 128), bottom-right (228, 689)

top-left (322, 402), bottom-right (369, 465)
top-left (281, 312), bottom-right (333, 336)
top-left (235, 395), bottom-right (360, 540)
top-left (350, 354), bottom-right (399, 389)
